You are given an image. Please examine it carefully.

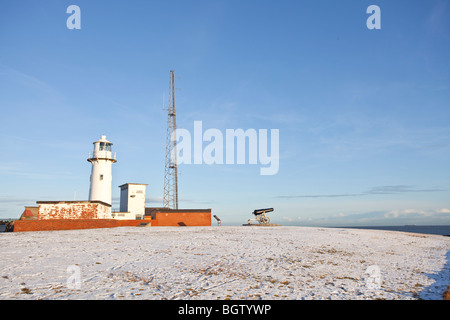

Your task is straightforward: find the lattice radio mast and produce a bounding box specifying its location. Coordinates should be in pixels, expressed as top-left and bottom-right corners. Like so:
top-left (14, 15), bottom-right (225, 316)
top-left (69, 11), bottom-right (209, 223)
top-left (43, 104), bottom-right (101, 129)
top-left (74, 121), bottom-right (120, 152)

top-left (163, 70), bottom-right (178, 209)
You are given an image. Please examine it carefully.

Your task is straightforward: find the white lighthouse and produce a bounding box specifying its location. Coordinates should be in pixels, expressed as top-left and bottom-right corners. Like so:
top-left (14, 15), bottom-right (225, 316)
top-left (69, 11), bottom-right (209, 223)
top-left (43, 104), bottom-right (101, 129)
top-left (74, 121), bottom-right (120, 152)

top-left (88, 135), bottom-right (117, 205)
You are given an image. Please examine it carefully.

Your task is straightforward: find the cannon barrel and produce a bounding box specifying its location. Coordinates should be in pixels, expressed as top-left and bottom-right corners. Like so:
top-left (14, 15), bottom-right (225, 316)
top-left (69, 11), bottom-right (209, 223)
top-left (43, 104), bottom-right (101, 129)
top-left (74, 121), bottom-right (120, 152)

top-left (252, 208), bottom-right (274, 216)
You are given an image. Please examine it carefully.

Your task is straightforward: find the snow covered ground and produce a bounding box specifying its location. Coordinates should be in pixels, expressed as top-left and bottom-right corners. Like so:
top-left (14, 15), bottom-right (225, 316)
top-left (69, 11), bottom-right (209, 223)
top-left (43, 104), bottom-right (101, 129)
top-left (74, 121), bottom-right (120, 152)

top-left (0, 226), bottom-right (449, 300)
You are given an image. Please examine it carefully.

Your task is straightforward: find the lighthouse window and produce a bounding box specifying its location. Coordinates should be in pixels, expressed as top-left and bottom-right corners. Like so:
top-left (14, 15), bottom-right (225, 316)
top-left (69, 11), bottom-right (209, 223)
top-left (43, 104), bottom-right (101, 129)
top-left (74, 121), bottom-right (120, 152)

top-left (100, 174), bottom-right (104, 180)
top-left (99, 142), bottom-right (112, 152)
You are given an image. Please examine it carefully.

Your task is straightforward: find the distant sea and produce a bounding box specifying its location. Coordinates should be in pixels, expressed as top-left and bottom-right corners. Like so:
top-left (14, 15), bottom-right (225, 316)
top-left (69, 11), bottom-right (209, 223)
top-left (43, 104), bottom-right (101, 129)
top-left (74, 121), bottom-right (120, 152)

top-left (339, 225), bottom-right (450, 236)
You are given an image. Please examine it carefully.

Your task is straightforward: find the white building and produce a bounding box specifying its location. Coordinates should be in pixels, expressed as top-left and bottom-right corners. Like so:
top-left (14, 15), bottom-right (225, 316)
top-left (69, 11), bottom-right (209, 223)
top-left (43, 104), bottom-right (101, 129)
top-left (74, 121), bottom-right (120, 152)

top-left (114, 183), bottom-right (148, 220)
top-left (87, 135), bottom-right (117, 206)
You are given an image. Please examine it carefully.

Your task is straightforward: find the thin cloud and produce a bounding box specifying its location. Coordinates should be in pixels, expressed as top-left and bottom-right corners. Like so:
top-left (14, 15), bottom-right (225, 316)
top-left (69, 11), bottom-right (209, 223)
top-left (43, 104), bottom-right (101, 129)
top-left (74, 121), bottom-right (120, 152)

top-left (0, 197), bottom-right (38, 204)
top-left (366, 185), bottom-right (445, 194)
top-left (0, 63), bottom-right (63, 104)
top-left (277, 185), bottom-right (446, 199)
top-left (290, 208), bottom-right (450, 227)
top-left (277, 193), bottom-right (363, 199)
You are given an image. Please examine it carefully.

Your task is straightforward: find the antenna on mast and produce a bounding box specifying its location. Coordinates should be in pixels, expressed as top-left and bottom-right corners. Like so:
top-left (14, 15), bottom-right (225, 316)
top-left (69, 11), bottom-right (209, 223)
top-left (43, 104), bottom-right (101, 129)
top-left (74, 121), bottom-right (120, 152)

top-left (163, 70), bottom-right (179, 209)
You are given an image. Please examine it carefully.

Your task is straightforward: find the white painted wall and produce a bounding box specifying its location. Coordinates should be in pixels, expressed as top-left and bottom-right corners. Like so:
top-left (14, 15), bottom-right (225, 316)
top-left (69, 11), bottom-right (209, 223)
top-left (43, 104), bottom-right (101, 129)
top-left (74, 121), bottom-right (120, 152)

top-left (119, 183), bottom-right (147, 219)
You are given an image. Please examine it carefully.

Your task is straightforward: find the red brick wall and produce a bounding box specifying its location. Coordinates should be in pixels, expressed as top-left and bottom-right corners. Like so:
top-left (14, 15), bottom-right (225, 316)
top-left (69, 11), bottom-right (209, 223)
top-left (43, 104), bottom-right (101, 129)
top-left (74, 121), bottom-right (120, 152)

top-left (154, 211), bottom-right (211, 226)
top-left (115, 220), bottom-right (147, 227)
top-left (13, 219), bottom-right (143, 232)
top-left (13, 211), bottom-right (211, 231)
top-left (144, 216), bottom-right (159, 226)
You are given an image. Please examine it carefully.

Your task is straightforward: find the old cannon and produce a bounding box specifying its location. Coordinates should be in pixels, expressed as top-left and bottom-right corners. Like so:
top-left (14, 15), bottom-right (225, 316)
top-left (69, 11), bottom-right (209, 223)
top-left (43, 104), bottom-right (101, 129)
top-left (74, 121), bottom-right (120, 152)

top-left (247, 208), bottom-right (274, 225)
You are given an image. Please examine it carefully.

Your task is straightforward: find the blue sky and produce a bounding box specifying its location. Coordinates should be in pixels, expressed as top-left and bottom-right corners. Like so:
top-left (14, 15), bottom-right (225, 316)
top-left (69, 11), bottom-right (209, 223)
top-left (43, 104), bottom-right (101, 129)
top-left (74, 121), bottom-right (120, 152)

top-left (0, 0), bottom-right (449, 226)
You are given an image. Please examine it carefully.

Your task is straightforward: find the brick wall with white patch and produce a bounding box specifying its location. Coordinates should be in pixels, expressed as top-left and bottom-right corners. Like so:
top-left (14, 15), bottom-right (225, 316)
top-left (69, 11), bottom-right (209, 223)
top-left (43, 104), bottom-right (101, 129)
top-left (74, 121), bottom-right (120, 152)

top-left (37, 201), bottom-right (112, 220)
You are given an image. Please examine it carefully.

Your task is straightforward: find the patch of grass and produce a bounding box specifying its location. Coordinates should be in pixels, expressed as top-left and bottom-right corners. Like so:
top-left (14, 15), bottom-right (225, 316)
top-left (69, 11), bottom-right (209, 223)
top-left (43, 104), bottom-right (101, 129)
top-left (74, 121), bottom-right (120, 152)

top-left (21, 287), bottom-right (32, 294)
top-left (443, 286), bottom-right (450, 300)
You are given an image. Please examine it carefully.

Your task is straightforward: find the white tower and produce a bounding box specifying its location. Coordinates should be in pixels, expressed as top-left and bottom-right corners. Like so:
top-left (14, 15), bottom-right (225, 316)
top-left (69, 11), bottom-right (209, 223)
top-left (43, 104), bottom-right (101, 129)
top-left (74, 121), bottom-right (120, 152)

top-left (88, 135), bottom-right (117, 205)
